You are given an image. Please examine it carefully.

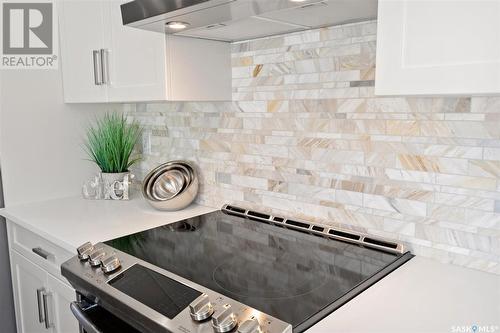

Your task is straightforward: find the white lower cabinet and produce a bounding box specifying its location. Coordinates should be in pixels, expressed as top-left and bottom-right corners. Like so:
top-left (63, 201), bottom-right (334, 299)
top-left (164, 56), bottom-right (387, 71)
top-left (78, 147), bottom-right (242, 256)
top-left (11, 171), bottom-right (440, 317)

top-left (46, 274), bottom-right (79, 333)
top-left (10, 250), bottom-right (78, 333)
top-left (10, 251), bottom-right (49, 333)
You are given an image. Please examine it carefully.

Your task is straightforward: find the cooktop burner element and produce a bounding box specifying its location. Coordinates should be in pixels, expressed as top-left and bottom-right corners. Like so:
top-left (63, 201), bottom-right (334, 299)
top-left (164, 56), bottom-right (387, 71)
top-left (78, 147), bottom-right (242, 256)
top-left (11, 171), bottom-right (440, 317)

top-left (104, 207), bottom-right (413, 331)
top-left (212, 257), bottom-right (330, 299)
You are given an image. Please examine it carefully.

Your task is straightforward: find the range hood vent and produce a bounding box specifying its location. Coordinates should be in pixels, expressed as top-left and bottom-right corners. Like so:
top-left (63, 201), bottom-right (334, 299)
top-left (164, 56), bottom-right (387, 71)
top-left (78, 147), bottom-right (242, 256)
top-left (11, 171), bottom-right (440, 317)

top-left (121, 0), bottom-right (378, 42)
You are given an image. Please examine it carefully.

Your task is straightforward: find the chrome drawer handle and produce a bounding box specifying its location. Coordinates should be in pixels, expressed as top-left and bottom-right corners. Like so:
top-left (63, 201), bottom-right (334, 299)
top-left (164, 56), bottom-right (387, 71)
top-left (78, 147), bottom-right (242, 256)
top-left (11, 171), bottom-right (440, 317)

top-left (32, 247), bottom-right (52, 260)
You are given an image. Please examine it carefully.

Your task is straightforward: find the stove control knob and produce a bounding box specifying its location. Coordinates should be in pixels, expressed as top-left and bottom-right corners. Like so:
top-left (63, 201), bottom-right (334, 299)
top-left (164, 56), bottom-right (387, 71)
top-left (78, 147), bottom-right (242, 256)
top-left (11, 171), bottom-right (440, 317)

top-left (189, 294), bottom-right (214, 322)
top-left (100, 254), bottom-right (121, 274)
top-left (212, 304), bottom-right (237, 333)
top-left (77, 242), bottom-right (94, 260)
top-left (237, 318), bottom-right (260, 333)
top-left (88, 248), bottom-right (106, 267)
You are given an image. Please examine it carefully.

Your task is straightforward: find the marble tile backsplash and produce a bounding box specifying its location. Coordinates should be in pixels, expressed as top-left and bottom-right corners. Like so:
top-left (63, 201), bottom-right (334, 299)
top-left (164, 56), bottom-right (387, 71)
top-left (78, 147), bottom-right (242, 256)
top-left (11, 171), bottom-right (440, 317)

top-left (126, 21), bottom-right (500, 274)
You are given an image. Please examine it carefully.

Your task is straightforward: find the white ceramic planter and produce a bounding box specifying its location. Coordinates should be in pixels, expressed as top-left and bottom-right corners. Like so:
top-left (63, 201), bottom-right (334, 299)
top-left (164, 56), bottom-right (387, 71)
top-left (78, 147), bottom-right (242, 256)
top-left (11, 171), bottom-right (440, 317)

top-left (101, 172), bottom-right (130, 200)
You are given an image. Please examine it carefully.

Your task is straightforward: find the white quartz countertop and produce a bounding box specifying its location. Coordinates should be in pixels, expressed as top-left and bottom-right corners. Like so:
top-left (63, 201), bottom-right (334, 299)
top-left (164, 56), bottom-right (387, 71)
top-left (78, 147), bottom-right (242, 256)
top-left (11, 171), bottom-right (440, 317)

top-left (0, 195), bottom-right (216, 252)
top-left (308, 255), bottom-right (500, 333)
top-left (1, 196), bottom-right (499, 332)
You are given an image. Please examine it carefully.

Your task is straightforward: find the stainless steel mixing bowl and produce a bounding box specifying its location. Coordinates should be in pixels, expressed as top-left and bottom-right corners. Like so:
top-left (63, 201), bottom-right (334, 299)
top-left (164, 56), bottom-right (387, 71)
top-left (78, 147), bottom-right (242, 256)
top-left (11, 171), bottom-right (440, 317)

top-left (152, 169), bottom-right (186, 200)
top-left (145, 164), bottom-right (190, 201)
top-left (142, 161), bottom-right (199, 211)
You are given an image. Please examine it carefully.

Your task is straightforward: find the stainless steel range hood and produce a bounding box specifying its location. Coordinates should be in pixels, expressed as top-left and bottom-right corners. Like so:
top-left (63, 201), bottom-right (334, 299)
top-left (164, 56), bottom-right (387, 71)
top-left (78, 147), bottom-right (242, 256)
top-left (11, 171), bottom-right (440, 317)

top-left (121, 0), bottom-right (377, 42)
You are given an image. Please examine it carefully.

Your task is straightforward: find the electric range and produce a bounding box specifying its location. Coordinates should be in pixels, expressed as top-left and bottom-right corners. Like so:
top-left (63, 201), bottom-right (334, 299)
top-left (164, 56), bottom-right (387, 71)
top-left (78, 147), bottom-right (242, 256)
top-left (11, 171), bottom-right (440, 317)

top-left (61, 205), bottom-right (413, 333)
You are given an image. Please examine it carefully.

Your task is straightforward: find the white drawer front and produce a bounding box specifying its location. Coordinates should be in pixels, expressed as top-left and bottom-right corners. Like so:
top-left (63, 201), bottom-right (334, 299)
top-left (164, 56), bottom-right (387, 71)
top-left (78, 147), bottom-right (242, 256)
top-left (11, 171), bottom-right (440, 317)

top-left (7, 221), bottom-right (73, 279)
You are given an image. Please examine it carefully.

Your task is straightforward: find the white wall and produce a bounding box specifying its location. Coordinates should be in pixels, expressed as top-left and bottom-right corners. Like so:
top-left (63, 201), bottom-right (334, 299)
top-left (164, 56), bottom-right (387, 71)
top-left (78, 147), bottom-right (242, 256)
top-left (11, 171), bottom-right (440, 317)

top-left (0, 72), bottom-right (16, 333)
top-left (0, 31), bottom-right (120, 332)
top-left (0, 67), bottom-right (117, 206)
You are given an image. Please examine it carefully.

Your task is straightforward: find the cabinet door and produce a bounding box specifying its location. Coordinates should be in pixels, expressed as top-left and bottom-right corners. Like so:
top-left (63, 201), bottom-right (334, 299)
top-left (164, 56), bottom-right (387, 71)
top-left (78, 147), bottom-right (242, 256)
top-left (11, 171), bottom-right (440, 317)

top-left (46, 274), bottom-right (78, 333)
top-left (375, 0), bottom-right (500, 96)
top-left (104, 0), bottom-right (167, 102)
top-left (10, 251), bottom-right (50, 333)
top-left (59, 0), bottom-right (108, 102)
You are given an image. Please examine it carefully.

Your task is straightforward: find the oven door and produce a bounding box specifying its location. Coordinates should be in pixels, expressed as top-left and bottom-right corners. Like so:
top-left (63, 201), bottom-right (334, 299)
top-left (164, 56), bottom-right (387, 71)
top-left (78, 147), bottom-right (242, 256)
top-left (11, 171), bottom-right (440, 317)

top-left (70, 296), bottom-right (139, 333)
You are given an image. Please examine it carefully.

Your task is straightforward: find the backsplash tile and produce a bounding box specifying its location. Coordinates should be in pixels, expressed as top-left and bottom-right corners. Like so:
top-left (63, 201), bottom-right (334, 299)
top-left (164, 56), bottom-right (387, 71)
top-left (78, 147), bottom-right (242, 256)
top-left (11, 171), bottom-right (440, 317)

top-left (127, 20), bottom-right (500, 275)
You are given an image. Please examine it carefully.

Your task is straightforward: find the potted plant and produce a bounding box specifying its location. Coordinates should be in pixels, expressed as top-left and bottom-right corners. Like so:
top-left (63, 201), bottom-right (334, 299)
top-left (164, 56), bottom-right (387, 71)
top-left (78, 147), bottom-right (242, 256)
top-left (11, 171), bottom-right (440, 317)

top-left (84, 113), bottom-right (141, 198)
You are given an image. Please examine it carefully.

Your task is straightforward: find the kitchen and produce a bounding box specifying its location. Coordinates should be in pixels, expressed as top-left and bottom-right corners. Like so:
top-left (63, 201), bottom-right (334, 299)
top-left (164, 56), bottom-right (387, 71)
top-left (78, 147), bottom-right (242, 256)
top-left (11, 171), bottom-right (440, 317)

top-left (0, 0), bottom-right (499, 332)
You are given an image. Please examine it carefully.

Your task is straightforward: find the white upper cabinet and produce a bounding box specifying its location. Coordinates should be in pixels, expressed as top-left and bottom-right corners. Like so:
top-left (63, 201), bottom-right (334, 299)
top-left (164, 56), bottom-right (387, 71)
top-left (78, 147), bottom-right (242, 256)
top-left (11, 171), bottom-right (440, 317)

top-left (59, 0), bottom-right (231, 103)
top-left (58, 0), bottom-right (108, 103)
top-left (375, 0), bottom-right (500, 96)
top-left (103, 0), bottom-right (167, 102)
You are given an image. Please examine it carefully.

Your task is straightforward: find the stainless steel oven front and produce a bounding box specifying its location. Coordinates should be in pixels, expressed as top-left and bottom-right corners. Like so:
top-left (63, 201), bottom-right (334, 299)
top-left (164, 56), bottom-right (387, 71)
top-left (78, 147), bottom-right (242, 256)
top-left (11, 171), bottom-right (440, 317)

top-left (63, 241), bottom-right (292, 333)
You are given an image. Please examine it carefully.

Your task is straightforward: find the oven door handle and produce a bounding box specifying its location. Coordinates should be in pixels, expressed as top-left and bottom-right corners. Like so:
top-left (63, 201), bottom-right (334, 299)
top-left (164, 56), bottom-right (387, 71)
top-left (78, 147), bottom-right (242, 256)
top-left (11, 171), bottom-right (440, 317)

top-left (70, 302), bottom-right (103, 333)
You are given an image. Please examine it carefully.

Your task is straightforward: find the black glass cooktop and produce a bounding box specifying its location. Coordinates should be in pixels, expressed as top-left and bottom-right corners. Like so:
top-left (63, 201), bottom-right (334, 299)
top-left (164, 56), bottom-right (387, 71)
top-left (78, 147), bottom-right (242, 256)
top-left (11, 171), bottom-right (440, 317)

top-left (106, 210), bottom-right (412, 332)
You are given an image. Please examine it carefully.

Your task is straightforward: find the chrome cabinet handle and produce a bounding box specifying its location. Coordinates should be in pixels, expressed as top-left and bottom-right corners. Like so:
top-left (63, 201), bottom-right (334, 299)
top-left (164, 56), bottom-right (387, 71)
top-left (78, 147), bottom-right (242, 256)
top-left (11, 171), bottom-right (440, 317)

top-left (92, 50), bottom-right (102, 85)
top-left (42, 292), bottom-right (53, 329)
top-left (36, 288), bottom-right (45, 323)
top-left (100, 49), bottom-right (109, 84)
top-left (32, 247), bottom-right (52, 260)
